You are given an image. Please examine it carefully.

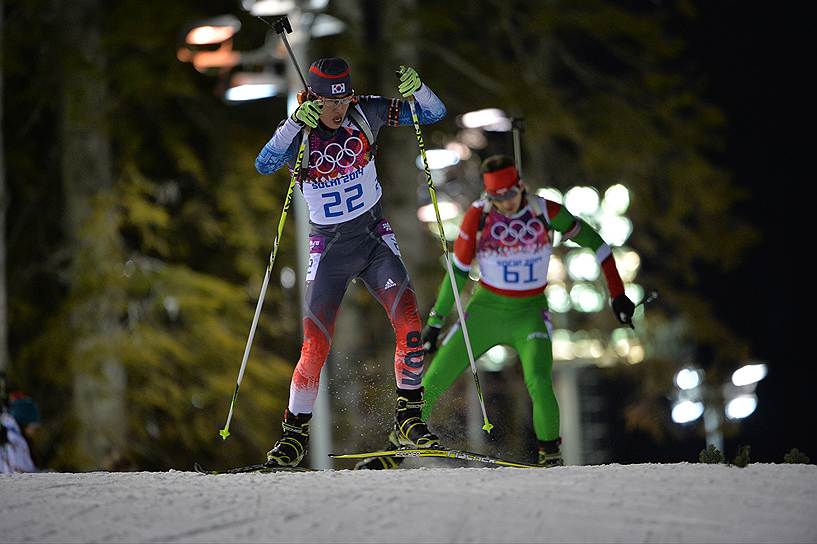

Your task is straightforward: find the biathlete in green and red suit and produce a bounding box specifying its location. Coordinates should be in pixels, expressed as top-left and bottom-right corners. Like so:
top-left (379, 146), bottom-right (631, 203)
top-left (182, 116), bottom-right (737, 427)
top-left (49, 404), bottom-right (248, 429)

top-left (356, 155), bottom-right (636, 469)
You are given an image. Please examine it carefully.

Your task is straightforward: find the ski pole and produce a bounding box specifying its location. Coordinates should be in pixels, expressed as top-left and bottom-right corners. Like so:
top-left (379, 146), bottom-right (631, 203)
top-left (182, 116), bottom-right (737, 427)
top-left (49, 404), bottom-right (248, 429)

top-left (220, 131), bottom-right (310, 440)
top-left (256, 15), bottom-right (309, 90)
top-left (220, 14), bottom-right (311, 440)
top-left (401, 81), bottom-right (493, 433)
top-left (511, 117), bottom-right (525, 178)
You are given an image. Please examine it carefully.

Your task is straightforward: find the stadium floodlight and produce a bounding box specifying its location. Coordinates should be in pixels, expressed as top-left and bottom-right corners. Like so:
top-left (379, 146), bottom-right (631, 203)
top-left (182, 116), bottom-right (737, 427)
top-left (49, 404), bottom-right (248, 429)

top-left (731, 363), bottom-right (768, 387)
top-left (671, 400), bottom-right (704, 424)
top-left (725, 395), bottom-right (758, 419)
top-left (458, 108), bottom-right (512, 131)
top-left (225, 72), bottom-right (284, 102)
top-left (184, 15), bottom-right (242, 46)
top-left (675, 368), bottom-right (703, 391)
top-left (248, 0), bottom-right (296, 15)
top-left (246, 0), bottom-right (329, 14)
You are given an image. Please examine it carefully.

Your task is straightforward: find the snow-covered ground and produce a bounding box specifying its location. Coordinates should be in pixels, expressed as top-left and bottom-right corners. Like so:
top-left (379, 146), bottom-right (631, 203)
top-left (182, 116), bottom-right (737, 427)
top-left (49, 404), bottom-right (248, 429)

top-left (2, 463), bottom-right (816, 543)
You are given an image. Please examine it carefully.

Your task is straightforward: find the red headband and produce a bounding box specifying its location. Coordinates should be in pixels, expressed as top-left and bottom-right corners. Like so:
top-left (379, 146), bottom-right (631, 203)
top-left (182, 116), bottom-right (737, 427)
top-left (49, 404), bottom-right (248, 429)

top-left (483, 166), bottom-right (519, 194)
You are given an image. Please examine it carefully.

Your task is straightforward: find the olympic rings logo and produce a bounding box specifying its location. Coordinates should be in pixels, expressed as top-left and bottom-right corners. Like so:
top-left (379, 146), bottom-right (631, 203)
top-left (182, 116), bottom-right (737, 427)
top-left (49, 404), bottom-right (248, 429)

top-left (310, 136), bottom-right (364, 175)
top-left (490, 218), bottom-right (545, 246)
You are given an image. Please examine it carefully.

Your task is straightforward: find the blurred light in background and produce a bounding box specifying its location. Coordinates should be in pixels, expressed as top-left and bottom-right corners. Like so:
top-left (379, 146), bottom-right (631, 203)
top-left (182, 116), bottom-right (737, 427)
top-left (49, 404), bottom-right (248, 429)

top-left (731, 363), bottom-right (768, 386)
top-left (445, 141), bottom-right (472, 161)
top-left (624, 283), bottom-right (644, 306)
top-left (163, 296), bottom-right (180, 321)
top-left (675, 368), bottom-right (703, 390)
top-left (225, 72), bottom-right (283, 102)
top-left (478, 345), bottom-right (513, 372)
top-left (308, 14), bottom-right (346, 37)
top-left (535, 187), bottom-right (563, 203)
top-left (672, 400), bottom-right (704, 424)
top-left (725, 395), bottom-right (758, 419)
top-left (601, 184), bottom-right (630, 215)
top-left (626, 344), bottom-right (645, 364)
top-left (547, 256), bottom-right (565, 283)
top-left (280, 266), bottom-right (296, 289)
top-left (564, 186), bottom-right (600, 217)
top-left (457, 129), bottom-right (487, 149)
top-left (614, 248), bottom-right (640, 282)
top-left (247, 0), bottom-right (294, 15)
top-left (247, 0), bottom-right (330, 14)
top-left (552, 330), bottom-right (574, 360)
top-left (598, 215), bottom-right (633, 246)
top-left (458, 108), bottom-right (511, 131)
top-left (570, 283), bottom-right (604, 312)
top-left (416, 149), bottom-right (460, 171)
top-left (438, 220), bottom-right (461, 241)
top-left (184, 15), bottom-right (241, 45)
top-left (566, 249), bottom-right (599, 281)
top-left (613, 327), bottom-right (644, 364)
top-left (545, 284), bottom-right (571, 313)
top-left (417, 200), bottom-right (461, 223)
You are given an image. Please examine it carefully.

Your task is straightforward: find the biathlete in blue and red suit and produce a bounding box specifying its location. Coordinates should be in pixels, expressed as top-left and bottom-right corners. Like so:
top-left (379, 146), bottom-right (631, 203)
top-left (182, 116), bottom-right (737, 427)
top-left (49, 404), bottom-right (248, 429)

top-left (255, 58), bottom-right (447, 467)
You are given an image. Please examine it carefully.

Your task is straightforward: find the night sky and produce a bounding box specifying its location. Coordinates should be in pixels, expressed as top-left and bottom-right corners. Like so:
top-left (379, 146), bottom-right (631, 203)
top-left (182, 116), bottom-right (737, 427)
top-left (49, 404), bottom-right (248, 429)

top-left (649, 4), bottom-right (807, 461)
top-left (695, 4), bottom-right (810, 461)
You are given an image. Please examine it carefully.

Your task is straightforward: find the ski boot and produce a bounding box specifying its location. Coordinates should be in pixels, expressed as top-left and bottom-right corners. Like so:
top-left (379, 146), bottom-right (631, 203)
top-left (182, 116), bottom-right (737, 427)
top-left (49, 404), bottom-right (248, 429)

top-left (393, 387), bottom-right (441, 449)
top-left (537, 437), bottom-right (564, 467)
top-left (353, 430), bottom-right (404, 470)
top-left (266, 410), bottom-right (311, 467)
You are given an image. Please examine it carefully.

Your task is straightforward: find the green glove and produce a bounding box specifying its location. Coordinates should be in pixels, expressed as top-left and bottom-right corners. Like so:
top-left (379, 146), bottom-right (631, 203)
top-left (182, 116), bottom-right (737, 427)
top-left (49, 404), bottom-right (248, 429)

top-left (292, 100), bottom-right (322, 128)
top-left (397, 65), bottom-right (422, 98)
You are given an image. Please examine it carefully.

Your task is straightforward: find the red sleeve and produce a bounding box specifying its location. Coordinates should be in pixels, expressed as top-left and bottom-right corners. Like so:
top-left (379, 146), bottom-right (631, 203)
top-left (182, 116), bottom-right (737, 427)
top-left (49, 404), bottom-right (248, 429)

top-left (601, 256), bottom-right (625, 299)
top-left (545, 200), bottom-right (562, 219)
top-left (453, 205), bottom-right (481, 269)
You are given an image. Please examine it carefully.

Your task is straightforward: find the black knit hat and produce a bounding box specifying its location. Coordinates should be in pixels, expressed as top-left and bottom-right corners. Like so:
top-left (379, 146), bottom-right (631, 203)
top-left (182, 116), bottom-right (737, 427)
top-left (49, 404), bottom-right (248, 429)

top-left (306, 57), bottom-right (353, 98)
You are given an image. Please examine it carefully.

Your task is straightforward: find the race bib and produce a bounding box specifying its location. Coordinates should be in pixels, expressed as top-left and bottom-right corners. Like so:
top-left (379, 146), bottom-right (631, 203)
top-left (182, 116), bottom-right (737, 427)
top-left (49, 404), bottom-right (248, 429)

top-left (302, 124), bottom-right (382, 225)
top-left (477, 212), bottom-right (551, 291)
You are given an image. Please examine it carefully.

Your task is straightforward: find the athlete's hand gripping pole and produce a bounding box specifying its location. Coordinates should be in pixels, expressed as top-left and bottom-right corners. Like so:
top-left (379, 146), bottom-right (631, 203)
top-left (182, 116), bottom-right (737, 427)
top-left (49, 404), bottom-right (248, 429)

top-left (220, 15), bottom-right (310, 440)
top-left (399, 69), bottom-right (493, 433)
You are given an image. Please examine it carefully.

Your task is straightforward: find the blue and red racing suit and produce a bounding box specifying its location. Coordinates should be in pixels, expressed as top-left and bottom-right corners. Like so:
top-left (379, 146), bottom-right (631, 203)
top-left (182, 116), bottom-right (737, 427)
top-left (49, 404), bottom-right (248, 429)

top-left (255, 84), bottom-right (446, 415)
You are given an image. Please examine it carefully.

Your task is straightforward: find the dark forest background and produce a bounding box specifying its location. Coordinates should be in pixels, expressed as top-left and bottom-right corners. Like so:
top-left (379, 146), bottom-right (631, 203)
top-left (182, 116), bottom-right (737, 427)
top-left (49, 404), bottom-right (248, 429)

top-left (2, 0), bottom-right (809, 470)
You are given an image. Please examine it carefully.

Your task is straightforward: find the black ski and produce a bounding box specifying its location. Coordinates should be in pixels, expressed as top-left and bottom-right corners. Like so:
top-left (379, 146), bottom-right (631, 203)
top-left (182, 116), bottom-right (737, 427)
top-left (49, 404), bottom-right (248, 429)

top-left (194, 462), bottom-right (315, 475)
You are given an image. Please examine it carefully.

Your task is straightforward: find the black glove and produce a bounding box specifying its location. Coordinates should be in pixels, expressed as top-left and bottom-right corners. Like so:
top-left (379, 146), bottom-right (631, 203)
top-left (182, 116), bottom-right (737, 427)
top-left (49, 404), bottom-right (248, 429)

top-left (421, 324), bottom-right (443, 355)
top-left (612, 294), bottom-right (636, 327)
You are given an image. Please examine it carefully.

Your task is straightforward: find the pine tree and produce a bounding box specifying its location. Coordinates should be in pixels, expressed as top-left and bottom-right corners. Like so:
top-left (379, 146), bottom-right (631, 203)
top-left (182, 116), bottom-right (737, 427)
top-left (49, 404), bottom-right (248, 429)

top-left (732, 445), bottom-right (751, 468)
top-left (699, 444), bottom-right (724, 464)
top-left (783, 448), bottom-right (810, 464)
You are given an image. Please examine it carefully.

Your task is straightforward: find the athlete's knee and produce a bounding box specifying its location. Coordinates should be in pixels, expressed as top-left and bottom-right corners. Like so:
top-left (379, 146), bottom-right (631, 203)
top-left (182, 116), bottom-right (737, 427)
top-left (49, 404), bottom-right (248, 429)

top-left (523, 372), bottom-right (554, 398)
